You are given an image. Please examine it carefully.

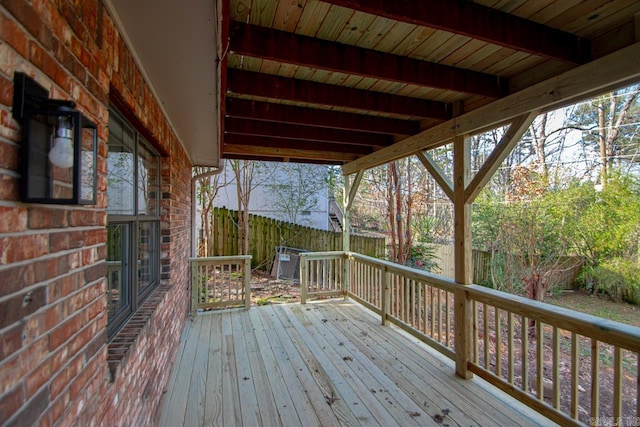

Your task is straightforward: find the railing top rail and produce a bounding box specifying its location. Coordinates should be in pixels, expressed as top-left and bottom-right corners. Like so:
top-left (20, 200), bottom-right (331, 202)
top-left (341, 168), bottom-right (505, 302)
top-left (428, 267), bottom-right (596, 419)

top-left (299, 251), bottom-right (346, 259)
top-left (189, 255), bottom-right (252, 264)
top-left (346, 251), bottom-right (457, 292)
top-left (466, 284), bottom-right (640, 353)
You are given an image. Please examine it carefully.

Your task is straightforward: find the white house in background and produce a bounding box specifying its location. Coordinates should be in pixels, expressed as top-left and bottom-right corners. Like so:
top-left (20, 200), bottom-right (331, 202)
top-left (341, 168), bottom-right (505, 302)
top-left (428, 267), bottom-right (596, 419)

top-left (213, 161), bottom-right (332, 230)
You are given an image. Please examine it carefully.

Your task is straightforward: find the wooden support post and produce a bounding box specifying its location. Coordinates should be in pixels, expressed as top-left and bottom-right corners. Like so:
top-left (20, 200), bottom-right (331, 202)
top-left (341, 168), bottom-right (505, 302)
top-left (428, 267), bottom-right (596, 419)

top-left (342, 170), bottom-right (363, 298)
top-left (453, 134), bottom-right (473, 379)
top-left (244, 256), bottom-right (251, 310)
top-left (343, 176), bottom-right (351, 298)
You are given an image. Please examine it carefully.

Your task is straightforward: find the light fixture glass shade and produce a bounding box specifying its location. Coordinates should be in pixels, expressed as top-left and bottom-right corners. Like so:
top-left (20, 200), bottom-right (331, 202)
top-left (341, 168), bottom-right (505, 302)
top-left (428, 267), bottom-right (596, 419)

top-left (48, 125), bottom-right (74, 168)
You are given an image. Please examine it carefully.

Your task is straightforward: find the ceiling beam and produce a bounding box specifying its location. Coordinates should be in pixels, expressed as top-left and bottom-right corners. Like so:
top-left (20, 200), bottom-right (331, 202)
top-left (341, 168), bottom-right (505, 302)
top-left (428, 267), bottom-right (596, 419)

top-left (225, 117), bottom-right (392, 147)
top-left (225, 99), bottom-right (420, 135)
top-left (224, 143), bottom-right (361, 163)
top-left (224, 153), bottom-right (344, 165)
top-left (230, 22), bottom-right (507, 98)
top-left (342, 41), bottom-right (640, 175)
top-left (227, 69), bottom-right (452, 120)
top-left (224, 134), bottom-right (374, 155)
top-left (322, 0), bottom-right (590, 64)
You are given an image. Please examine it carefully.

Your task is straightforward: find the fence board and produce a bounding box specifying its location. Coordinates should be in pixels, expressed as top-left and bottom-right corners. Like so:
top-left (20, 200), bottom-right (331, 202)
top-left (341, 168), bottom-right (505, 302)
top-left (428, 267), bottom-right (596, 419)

top-left (202, 208), bottom-right (385, 269)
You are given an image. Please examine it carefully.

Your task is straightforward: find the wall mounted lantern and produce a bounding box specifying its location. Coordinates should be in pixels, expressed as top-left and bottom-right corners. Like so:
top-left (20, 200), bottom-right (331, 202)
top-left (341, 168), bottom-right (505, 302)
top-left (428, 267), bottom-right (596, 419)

top-left (12, 72), bottom-right (97, 204)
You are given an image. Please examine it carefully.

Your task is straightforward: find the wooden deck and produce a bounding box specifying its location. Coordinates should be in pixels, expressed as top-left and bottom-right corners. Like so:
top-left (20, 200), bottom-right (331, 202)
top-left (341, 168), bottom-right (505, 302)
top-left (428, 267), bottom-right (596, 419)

top-left (157, 299), bottom-right (555, 426)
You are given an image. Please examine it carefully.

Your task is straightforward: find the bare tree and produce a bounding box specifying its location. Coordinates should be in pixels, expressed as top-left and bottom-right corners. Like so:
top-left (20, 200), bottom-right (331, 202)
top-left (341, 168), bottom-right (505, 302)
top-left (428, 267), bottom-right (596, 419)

top-left (194, 166), bottom-right (228, 256)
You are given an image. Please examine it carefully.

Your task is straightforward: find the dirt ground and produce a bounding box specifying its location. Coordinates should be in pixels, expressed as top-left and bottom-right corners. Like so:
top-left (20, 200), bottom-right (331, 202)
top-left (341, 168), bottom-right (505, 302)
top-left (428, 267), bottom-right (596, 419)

top-left (248, 269), bottom-right (302, 305)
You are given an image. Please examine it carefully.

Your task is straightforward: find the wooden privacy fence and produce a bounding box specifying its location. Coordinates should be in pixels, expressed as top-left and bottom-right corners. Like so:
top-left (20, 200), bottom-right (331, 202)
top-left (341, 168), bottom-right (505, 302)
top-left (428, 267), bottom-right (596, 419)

top-left (202, 207), bottom-right (385, 268)
top-left (190, 255), bottom-right (251, 316)
top-left (433, 244), bottom-right (584, 289)
top-left (300, 251), bottom-right (640, 427)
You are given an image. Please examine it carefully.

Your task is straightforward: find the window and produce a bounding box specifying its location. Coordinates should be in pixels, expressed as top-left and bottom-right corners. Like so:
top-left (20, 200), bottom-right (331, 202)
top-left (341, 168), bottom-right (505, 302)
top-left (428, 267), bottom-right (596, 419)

top-left (106, 108), bottom-right (161, 338)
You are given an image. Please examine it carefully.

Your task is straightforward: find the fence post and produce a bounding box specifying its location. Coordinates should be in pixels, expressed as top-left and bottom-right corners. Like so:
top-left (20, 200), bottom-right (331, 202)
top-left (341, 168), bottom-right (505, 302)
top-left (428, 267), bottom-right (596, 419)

top-left (191, 260), bottom-right (198, 318)
top-left (244, 256), bottom-right (252, 310)
top-left (381, 266), bottom-right (389, 326)
top-left (300, 254), bottom-right (308, 304)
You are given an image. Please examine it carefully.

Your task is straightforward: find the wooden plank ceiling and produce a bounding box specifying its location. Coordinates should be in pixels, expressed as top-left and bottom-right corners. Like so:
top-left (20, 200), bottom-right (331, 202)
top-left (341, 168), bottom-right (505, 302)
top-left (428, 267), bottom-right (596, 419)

top-left (221, 0), bottom-right (640, 166)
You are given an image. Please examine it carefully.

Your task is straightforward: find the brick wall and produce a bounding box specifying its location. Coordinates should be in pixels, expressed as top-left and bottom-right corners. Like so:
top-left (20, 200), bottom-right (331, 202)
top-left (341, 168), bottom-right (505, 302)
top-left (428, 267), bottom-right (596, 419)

top-left (0, 1), bottom-right (192, 426)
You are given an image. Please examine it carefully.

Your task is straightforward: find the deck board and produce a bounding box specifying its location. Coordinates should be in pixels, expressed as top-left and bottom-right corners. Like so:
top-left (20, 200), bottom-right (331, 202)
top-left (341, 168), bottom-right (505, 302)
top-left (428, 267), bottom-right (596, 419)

top-left (158, 300), bottom-right (556, 426)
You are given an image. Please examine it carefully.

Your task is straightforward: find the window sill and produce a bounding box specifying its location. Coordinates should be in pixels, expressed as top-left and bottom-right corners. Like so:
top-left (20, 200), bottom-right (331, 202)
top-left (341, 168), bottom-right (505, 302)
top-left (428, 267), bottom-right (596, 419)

top-left (106, 283), bottom-right (172, 381)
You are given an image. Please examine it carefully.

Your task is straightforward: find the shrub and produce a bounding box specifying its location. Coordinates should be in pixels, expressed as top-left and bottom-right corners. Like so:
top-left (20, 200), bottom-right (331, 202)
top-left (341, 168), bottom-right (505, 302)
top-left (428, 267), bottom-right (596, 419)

top-left (578, 258), bottom-right (640, 304)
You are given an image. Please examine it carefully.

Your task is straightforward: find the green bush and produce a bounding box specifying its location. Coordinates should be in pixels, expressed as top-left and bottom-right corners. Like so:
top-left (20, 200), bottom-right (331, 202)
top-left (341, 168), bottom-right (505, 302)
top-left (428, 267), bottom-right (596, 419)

top-left (578, 258), bottom-right (640, 304)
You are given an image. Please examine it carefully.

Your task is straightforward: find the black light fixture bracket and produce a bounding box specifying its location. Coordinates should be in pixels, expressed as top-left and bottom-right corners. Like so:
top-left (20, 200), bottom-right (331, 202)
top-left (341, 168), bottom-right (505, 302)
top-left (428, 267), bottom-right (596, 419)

top-left (12, 72), bottom-right (98, 205)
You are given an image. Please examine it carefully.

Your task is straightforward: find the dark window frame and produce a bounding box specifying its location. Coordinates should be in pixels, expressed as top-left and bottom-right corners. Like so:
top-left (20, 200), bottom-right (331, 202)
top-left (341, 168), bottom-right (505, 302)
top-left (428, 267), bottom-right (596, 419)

top-left (107, 108), bottom-right (161, 339)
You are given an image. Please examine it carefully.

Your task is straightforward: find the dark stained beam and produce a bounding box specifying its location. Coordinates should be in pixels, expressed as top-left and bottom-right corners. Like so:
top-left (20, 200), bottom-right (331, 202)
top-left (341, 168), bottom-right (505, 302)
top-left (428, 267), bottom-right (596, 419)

top-left (230, 22), bottom-right (507, 97)
top-left (223, 142), bottom-right (361, 163)
top-left (218, 0), bottom-right (230, 161)
top-left (227, 69), bottom-right (452, 120)
top-left (225, 117), bottom-right (392, 147)
top-left (322, 0), bottom-right (590, 64)
top-left (224, 153), bottom-right (345, 165)
top-left (226, 99), bottom-right (420, 135)
top-left (224, 134), bottom-right (374, 155)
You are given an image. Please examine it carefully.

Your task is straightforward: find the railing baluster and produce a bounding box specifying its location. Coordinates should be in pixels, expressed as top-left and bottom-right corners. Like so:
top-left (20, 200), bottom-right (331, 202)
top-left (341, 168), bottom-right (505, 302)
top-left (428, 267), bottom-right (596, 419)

top-left (508, 312), bottom-right (514, 384)
top-left (537, 321), bottom-right (543, 400)
top-left (591, 339), bottom-right (600, 421)
top-left (522, 316), bottom-right (528, 394)
top-left (613, 346), bottom-right (622, 422)
top-left (445, 289), bottom-right (451, 347)
top-left (495, 308), bottom-right (502, 377)
top-left (571, 333), bottom-right (579, 420)
top-left (473, 300), bottom-right (478, 365)
top-left (483, 303), bottom-right (489, 370)
top-left (553, 327), bottom-right (559, 409)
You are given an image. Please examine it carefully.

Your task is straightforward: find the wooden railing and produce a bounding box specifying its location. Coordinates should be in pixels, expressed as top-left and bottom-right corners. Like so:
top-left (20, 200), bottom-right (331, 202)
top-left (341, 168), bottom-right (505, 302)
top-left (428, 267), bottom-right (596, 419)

top-left (190, 255), bottom-right (251, 316)
top-left (299, 252), bottom-right (345, 303)
top-left (300, 251), bottom-right (640, 427)
top-left (466, 285), bottom-right (640, 426)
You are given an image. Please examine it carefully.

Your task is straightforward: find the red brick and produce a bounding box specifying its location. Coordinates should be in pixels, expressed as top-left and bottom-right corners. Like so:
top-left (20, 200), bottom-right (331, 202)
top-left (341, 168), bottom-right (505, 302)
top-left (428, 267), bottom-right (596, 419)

top-left (48, 272), bottom-right (80, 303)
top-left (0, 234), bottom-right (49, 263)
top-left (0, 337), bottom-right (48, 395)
top-left (0, 174), bottom-right (19, 201)
top-left (0, 323), bottom-right (23, 361)
top-left (49, 346), bottom-right (69, 375)
top-left (8, 387), bottom-right (49, 427)
top-left (0, 385), bottom-right (25, 423)
top-left (0, 73), bottom-right (13, 107)
top-left (0, 10), bottom-right (29, 58)
top-left (0, 286), bottom-right (47, 329)
top-left (40, 305), bottom-right (62, 334)
top-left (34, 256), bottom-right (69, 283)
top-left (50, 355), bottom-right (82, 399)
top-left (49, 391), bottom-right (69, 425)
top-left (25, 358), bottom-right (51, 398)
top-left (0, 140), bottom-right (19, 171)
top-left (0, 263), bottom-right (34, 298)
top-left (49, 314), bottom-right (82, 351)
top-left (28, 207), bottom-right (68, 229)
top-left (67, 209), bottom-right (96, 227)
top-left (49, 230), bottom-right (85, 253)
top-left (0, 206), bottom-right (27, 233)
top-left (1, 0), bottom-right (53, 50)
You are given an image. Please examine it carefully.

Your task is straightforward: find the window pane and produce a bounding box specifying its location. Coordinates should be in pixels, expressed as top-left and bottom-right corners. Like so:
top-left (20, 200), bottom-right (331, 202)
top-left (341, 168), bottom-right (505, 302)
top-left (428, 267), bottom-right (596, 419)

top-left (138, 221), bottom-right (159, 296)
top-left (137, 141), bottom-right (160, 216)
top-left (107, 224), bottom-right (130, 321)
top-left (107, 114), bottom-right (135, 215)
